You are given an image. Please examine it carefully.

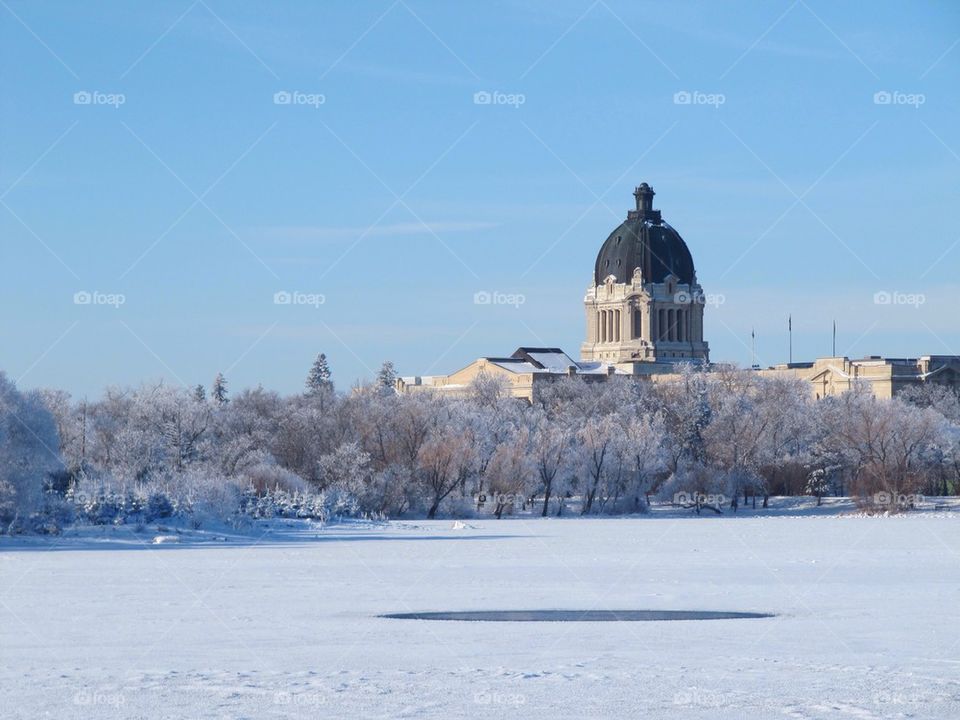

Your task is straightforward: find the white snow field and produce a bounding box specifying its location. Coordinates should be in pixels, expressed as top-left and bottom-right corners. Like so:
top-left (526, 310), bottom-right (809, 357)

top-left (2, 510), bottom-right (959, 719)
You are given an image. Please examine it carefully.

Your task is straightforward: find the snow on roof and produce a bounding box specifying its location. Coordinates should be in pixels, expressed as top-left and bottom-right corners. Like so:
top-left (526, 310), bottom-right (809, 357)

top-left (575, 361), bottom-right (612, 375)
top-left (399, 375), bottom-right (439, 386)
top-left (525, 349), bottom-right (579, 372)
top-left (488, 359), bottom-right (541, 373)
top-left (483, 349), bottom-right (618, 376)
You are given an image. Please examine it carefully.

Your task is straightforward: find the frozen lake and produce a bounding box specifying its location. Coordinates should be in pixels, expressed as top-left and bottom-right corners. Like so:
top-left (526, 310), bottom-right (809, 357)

top-left (2, 513), bottom-right (958, 719)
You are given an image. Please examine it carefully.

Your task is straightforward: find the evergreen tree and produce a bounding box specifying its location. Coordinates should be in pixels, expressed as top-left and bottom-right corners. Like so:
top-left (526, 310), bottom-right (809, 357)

top-left (192, 384), bottom-right (206, 402)
top-left (306, 353), bottom-right (333, 395)
top-left (376, 361), bottom-right (397, 395)
top-left (211, 373), bottom-right (229, 405)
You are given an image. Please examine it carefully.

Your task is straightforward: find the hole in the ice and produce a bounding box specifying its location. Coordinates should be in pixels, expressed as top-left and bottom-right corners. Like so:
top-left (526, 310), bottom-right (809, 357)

top-left (380, 610), bottom-right (774, 622)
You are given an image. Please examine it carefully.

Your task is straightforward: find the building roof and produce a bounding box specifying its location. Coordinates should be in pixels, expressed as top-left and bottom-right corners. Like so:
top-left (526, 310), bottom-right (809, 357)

top-left (483, 347), bottom-right (614, 375)
top-left (594, 184), bottom-right (696, 286)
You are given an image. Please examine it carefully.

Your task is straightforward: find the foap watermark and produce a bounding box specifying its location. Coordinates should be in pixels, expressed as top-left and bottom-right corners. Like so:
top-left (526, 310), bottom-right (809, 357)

top-left (873, 491), bottom-right (924, 509)
top-left (273, 90), bottom-right (326, 108)
top-left (473, 90), bottom-right (525, 108)
top-left (673, 90), bottom-right (725, 107)
top-left (274, 290), bottom-right (325, 308)
top-left (873, 90), bottom-right (925, 108)
top-left (473, 290), bottom-right (525, 308)
top-left (873, 290), bottom-right (925, 308)
top-left (74, 290), bottom-right (125, 308)
top-left (73, 688), bottom-right (126, 708)
top-left (674, 491), bottom-right (726, 507)
top-left (475, 492), bottom-right (522, 506)
top-left (674, 290), bottom-right (725, 308)
top-left (474, 690), bottom-right (526, 707)
top-left (673, 687), bottom-right (726, 708)
top-left (874, 688), bottom-right (925, 706)
top-left (73, 90), bottom-right (126, 108)
top-left (274, 691), bottom-right (327, 707)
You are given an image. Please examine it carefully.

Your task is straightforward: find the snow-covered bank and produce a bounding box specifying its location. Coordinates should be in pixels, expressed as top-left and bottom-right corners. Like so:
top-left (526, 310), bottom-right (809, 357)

top-left (3, 494), bottom-right (959, 548)
top-left (2, 513), bottom-right (958, 719)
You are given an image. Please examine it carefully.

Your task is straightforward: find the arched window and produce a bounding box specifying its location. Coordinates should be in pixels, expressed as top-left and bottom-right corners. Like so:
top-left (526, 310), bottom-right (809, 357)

top-left (633, 308), bottom-right (642, 339)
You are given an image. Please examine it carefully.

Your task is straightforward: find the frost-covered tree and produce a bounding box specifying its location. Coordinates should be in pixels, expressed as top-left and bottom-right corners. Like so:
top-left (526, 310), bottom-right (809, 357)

top-left (211, 386), bottom-right (282, 477)
top-left (805, 467), bottom-right (831, 506)
top-left (150, 385), bottom-right (212, 473)
top-left (485, 426), bottom-right (532, 518)
top-left (0, 373), bottom-right (63, 527)
top-left (577, 414), bottom-right (620, 515)
top-left (306, 353), bottom-right (333, 395)
top-left (193, 384), bottom-right (206, 402)
top-left (469, 371), bottom-right (510, 407)
top-left (376, 361), bottom-right (397, 395)
top-left (529, 412), bottom-right (572, 516)
top-left (40, 388), bottom-right (87, 471)
top-left (211, 373), bottom-right (229, 405)
top-left (619, 412), bottom-right (667, 512)
top-left (815, 387), bottom-right (948, 508)
top-left (416, 405), bottom-right (476, 518)
top-left (753, 375), bottom-right (816, 502)
top-left (654, 364), bottom-right (712, 472)
top-left (316, 441), bottom-right (371, 493)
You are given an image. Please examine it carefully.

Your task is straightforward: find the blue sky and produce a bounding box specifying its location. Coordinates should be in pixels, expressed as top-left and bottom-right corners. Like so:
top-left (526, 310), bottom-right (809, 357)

top-left (2, 0), bottom-right (958, 397)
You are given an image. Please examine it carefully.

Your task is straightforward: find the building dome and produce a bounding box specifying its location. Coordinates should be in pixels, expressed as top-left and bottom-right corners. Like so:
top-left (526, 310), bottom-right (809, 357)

top-left (593, 184), bottom-right (695, 286)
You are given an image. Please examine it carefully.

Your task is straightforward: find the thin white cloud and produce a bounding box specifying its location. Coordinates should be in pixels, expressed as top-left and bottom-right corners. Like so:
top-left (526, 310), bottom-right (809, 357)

top-left (255, 220), bottom-right (499, 242)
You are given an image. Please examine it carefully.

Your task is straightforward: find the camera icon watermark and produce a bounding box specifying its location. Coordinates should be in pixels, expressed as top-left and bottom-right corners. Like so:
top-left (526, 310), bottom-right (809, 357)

top-left (475, 492), bottom-right (522, 506)
top-left (473, 90), bottom-right (525, 108)
top-left (874, 688), bottom-right (923, 705)
top-left (73, 290), bottom-right (125, 308)
top-left (873, 491), bottom-right (924, 508)
top-left (673, 687), bottom-right (725, 708)
top-left (673, 90), bottom-right (725, 107)
top-left (674, 491), bottom-right (726, 506)
top-left (474, 690), bottom-right (526, 706)
top-left (873, 290), bottom-right (925, 308)
top-left (73, 90), bottom-right (126, 108)
top-left (674, 290), bottom-right (725, 308)
top-left (473, 290), bottom-right (525, 308)
top-left (274, 691), bottom-right (326, 707)
top-left (273, 290), bottom-right (325, 308)
top-left (273, 90), bottom-right (326, 108)
top-left (73, 689), bottom-right (125, 708)
top-left (873, 90), bottom-right (925, 107)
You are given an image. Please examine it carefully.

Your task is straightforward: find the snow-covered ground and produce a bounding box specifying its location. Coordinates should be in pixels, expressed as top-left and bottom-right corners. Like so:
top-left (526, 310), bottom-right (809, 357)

top-left (2, 504), bottom-right (959, 719)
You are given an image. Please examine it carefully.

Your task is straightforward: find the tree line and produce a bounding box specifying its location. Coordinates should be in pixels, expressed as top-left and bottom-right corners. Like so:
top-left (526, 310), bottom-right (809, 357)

top-left (2, 354), bottom-right (959, 533)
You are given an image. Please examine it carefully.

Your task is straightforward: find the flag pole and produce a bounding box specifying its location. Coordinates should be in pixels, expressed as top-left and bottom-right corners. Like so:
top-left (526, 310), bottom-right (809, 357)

top-left (788, 314), bottom-right (792, 364)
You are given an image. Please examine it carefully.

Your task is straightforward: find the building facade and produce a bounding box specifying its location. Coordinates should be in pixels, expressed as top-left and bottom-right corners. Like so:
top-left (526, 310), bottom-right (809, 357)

top-left (397, 183), bottom-right (959, 403)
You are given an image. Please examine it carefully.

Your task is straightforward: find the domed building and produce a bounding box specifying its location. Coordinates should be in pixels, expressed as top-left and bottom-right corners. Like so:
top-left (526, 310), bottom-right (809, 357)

top-left (396, 182), bottom-right (960, 402)
top-left (581, 183), bottom-right (709, 365)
